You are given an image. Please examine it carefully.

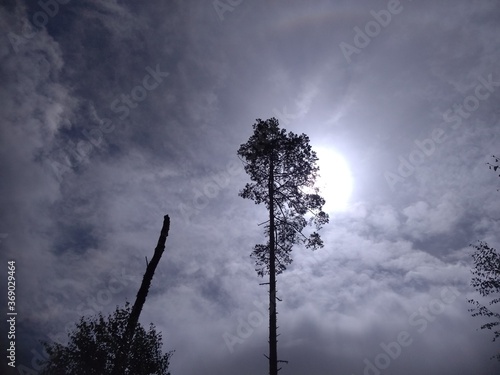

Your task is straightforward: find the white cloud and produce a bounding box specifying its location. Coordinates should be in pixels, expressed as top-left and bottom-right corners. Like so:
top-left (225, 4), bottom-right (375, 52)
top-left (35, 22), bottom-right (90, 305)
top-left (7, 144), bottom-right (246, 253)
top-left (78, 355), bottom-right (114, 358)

top-left (402, 193), bottom-right (464, 240)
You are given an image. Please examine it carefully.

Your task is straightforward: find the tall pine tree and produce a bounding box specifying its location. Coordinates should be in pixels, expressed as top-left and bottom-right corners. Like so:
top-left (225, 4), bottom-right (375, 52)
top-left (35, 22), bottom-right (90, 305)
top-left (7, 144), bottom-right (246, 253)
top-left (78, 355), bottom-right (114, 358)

top-left (238, 118), bottom-right (328, 375)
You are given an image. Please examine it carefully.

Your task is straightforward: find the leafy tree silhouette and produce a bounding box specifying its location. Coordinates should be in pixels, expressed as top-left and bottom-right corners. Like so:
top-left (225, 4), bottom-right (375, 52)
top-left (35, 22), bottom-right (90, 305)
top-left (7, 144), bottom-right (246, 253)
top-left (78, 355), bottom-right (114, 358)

top-left (39, 303), bottom-right (173, 375)
top-left (237, 118), bottom-right (328, 375)
top-left (468, 156), bottom-right (500, 361)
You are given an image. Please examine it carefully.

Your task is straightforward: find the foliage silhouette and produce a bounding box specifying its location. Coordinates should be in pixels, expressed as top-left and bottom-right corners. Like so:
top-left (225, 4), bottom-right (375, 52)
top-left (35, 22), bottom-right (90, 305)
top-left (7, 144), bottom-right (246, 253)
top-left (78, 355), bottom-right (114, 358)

top-left (469, 241), bottom-right (500, 361)
top-left (468, 155), bottom-right (500, 361)
top-left (39, 303), bottom-right (173, 374)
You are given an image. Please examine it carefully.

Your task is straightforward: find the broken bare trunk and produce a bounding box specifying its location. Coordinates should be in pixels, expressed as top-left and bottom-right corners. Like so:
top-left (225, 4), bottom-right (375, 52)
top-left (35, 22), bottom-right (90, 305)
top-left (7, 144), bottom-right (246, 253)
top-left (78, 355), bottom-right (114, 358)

top-left (112, 214), bottom-right (171, 375)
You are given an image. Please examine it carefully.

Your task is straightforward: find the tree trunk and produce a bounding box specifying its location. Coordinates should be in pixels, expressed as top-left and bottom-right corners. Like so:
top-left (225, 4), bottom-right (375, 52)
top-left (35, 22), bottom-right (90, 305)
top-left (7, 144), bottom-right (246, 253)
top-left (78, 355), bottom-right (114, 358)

top-left (268, 155), bottom-right (278, 375)
top-left (113, 214), bottom-right (171, 375)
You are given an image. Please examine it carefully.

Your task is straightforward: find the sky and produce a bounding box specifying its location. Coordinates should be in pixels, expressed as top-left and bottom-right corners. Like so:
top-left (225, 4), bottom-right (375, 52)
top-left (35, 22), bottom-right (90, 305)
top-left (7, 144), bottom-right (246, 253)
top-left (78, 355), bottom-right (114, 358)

top-left (1, 0), bottom-right (500, 374)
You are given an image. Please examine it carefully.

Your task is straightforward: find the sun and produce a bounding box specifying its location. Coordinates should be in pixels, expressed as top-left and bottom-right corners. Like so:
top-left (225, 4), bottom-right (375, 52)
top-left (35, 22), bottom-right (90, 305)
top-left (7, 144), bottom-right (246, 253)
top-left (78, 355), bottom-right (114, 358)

top-left (311, 146), bottom-right (353, 212)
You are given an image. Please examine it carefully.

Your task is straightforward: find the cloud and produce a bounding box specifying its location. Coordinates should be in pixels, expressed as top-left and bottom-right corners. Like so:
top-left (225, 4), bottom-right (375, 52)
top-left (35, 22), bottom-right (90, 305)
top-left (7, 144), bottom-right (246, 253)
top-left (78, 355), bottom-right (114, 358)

top-left (401, 193), bottom-right (464, 240)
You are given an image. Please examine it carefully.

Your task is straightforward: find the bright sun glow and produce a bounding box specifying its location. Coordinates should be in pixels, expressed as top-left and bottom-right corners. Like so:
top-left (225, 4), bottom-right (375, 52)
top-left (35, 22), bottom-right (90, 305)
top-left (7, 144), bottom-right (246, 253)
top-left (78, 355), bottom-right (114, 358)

top-left (312, 146), bottom-right (353, 212)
